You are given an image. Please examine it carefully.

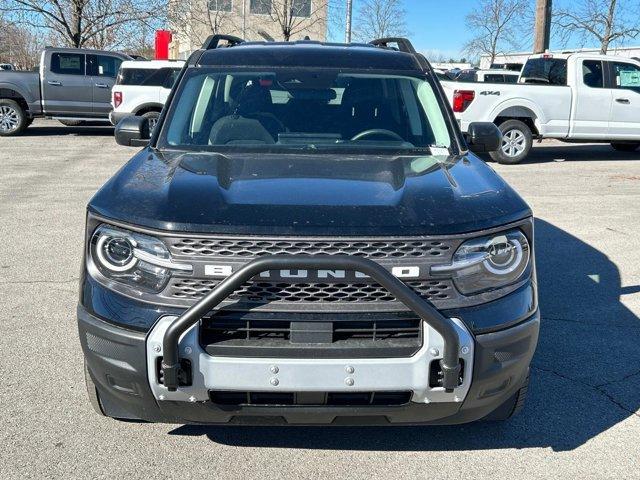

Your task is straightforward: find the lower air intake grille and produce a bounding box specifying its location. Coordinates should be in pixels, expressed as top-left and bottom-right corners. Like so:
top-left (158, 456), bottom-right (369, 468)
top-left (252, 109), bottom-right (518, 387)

top-left (209, 391), bottom-right (412, 406)
top-left (199, 313), bottom-right (423, 358)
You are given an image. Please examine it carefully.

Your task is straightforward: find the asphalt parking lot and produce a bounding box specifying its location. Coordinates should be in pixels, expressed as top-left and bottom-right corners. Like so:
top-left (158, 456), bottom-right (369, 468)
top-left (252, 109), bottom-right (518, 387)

top-left (1, 119), bottom-right (639, 479)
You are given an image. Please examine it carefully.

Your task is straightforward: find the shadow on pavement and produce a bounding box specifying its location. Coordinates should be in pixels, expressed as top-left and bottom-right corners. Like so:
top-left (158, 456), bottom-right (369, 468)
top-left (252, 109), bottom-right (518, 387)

top-left (19, 122), bottom-right (114, 137)
top-left (524, 143), bottom-right (640, 164)
top-left (169, 219), bottom-right (640, 451)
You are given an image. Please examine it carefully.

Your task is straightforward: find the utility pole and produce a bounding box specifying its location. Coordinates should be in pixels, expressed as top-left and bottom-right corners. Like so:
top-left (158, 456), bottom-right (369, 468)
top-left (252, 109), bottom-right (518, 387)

top-left (533, 0), bottom-right (552, 53)
top-left (345, 0), bottom-right (353, 43)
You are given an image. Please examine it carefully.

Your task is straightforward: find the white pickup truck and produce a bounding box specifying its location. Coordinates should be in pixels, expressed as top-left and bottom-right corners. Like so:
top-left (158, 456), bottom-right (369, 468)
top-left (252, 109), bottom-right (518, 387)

top-left (441, 52), bottom-right (640, 163)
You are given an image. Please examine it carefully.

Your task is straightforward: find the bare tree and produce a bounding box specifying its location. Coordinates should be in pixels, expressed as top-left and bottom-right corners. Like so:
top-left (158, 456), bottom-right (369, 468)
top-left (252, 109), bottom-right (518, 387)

top-left (259, 0), bottom-right (329, 41)
top-left (0, 19), bottom-right (44, 68)
top-left (554, 0), bottom-right (640, 53)
top-left (463, 0), bottom-right (533, 65)
top-left (353, 0), bottom-right (408, 42)
top-left (0, 0), bottom-right (165, 49)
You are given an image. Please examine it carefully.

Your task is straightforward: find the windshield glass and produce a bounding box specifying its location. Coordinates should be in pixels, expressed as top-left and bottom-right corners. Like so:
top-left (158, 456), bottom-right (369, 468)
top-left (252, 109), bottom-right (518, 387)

top-left (158, 69), bottom-right (452, 153)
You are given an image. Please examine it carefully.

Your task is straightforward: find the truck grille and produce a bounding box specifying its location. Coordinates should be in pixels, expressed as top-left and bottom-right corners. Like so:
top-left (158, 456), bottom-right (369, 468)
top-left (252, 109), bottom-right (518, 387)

top-left (168, 278), bottom-right (454, 303)
top-left (167, 236), bottom-right (456, 259)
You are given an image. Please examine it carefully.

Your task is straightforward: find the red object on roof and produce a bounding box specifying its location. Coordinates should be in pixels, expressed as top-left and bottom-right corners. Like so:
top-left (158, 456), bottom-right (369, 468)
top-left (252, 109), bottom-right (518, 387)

top-left (155, 30), bottom-right (172, 60)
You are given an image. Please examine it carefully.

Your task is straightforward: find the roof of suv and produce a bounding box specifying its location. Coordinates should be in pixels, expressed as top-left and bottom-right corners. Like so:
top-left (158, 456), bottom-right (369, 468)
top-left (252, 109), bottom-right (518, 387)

top-left (194, 41), bottom-right (424, 72)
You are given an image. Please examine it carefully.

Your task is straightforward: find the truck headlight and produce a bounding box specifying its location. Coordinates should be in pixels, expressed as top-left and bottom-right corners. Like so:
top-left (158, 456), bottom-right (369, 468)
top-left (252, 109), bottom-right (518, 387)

top-left (431, 229), bottom-right (530, 295)
top-left (90, 225), bottom-right (192, 293)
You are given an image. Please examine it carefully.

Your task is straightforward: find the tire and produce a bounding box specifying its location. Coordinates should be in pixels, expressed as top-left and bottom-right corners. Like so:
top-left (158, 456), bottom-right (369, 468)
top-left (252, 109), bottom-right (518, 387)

top-left (482, 372), bottom-right (530, 422)
top-left (611, 142), bottom-right (640, 152)
top-left (140, 111), bottom-right (161, 133)
top-left (0, 98), bottom-right (28, 136)
top-left (84, 361), bottom-right (106, 417)
top-left (59, 119), bottom-right (84, 127)
top-left (489, 119), bottom-right (533, 164)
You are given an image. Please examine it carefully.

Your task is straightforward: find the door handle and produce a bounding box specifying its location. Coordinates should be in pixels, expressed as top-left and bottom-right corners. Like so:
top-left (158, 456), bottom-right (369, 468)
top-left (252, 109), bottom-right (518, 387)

top-left (47, 80), bottom-right (62, 86)
top-left (95, 83), bottom-right (109, 88)
top-left (616, 98), bottom-right (630, 104)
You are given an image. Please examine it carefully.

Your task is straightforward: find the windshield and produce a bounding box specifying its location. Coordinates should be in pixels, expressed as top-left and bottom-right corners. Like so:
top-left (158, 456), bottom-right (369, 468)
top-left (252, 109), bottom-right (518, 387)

top-left (158, 69), bottom-right (452, 153)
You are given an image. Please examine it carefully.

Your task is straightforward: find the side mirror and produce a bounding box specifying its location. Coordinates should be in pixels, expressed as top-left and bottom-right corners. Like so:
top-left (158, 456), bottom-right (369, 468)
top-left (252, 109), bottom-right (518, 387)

top-left (464, 122), bottom-right (502, 153)
top-left (115, 116), bottom-right (151, 147)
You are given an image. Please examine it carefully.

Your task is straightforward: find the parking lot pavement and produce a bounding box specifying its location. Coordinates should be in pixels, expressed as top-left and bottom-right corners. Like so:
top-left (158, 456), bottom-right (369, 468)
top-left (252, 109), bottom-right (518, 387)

top-left (1, 119), bottom-right (639, 479)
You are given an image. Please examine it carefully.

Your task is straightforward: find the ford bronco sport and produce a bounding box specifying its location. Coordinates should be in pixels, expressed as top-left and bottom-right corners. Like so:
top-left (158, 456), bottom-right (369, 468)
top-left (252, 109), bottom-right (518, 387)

top-left (78, 36), bottom-right (539, 425)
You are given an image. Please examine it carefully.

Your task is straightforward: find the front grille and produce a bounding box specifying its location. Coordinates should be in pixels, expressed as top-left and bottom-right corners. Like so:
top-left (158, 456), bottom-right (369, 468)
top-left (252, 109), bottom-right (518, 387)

top-left (168, 279), bottom-right (455, 304)
top-left (199, 313), bottom-right (423, 358)
top-left (167, 237), bottom-right (455, 259)
top-left (209, 391), bottom-right (412, 406)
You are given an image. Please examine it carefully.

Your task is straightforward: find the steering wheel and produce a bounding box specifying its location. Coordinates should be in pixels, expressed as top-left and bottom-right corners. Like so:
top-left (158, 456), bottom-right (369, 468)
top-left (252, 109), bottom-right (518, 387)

top-left (350, 129), bottom-right (404, 142)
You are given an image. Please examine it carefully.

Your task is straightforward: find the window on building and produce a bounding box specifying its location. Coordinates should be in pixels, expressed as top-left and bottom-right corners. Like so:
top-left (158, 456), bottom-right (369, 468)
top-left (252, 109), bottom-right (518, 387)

top-left (51, 53), bottom-right (85, 75)
top-left (292, 0), bottom-right (311, 17)
top-left (611, 61), bottom-right (640, 91)
top-left (250, 0), bottom-right (271, 14)
top-left (209, 0), bottom-right (232, 11)
top-left (582, 60), bottom-right (604, 88)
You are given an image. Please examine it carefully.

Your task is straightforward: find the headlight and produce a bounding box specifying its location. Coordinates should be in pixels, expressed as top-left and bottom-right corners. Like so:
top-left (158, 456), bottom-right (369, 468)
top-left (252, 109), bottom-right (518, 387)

top-left (431, 229), bottom-right (530, 295)
top-left (90, 225), bottom-right (191, 293)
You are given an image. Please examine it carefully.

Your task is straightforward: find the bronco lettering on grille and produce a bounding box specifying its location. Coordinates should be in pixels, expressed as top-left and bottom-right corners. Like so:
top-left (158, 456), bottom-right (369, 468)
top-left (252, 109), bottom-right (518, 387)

top-left (203, 265), bottom-right (421, 280)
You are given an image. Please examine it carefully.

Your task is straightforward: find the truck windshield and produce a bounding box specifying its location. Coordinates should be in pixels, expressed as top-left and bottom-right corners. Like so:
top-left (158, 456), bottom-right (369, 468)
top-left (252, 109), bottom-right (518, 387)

top-left (158, 69), bottom-right (452, 153)
top-left (520, 58), bottom-right (567, 85)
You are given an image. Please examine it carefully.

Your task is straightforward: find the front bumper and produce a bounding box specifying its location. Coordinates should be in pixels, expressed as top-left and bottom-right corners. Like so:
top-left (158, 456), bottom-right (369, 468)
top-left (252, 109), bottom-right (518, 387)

top-left (78, 304), bottom-right (539, 425)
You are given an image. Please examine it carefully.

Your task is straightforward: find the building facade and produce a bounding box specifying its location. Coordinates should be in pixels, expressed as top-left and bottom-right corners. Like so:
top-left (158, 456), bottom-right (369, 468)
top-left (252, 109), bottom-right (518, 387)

top-left (170, 0), bottom-right (328, 59)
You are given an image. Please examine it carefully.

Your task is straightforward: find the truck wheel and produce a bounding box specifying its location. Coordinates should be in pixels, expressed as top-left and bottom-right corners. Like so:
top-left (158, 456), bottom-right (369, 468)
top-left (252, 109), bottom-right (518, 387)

top-left (611, 142), bottom-right (640, 152)
top-left (59, 119), bottom-right (84, 127)
top-left (481, 372), bottom-right (529, 422)
top-left (84, 362), bottom-right (106, 417)
top-left (140, 111), bottom-right (160, 132)
top-left (489, 120), bottom-right (533, 165)
top-left (0, 99), bottom-right (28, 136)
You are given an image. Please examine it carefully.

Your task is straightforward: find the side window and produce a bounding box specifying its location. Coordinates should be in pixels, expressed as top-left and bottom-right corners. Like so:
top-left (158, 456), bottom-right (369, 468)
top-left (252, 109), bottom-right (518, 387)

top-left (582, 60), bottom-right (604, 88)
top-left (611, 62), bottom-right (640, 91)
top-left (50, 53), bottom-right (85, 75)
top-left (457, 71), bottom-right (477, 82)
top-left (93, 55), bottom-right (122, 77)
top-left (162, 69), bottom-right (182, 89)
top-left (484, 74), bottom-right (505, 83)
top-left (504, 75), bottom-right (519, 84)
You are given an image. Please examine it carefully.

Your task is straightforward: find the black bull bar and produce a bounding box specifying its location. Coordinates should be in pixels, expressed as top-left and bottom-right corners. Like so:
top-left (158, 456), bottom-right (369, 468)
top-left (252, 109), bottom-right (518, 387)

top-left (161, 255), bottom-right (463, 391)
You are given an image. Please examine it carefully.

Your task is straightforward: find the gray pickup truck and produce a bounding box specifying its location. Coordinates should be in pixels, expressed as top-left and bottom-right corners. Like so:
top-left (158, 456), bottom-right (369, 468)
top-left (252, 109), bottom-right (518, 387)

top-left (0, 47), bottom-right (131, 136)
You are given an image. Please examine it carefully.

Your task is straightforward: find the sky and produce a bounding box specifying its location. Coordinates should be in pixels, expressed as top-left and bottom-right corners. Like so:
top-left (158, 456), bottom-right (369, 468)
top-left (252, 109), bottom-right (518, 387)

top-left (402, 0), bottom-right (480, 59)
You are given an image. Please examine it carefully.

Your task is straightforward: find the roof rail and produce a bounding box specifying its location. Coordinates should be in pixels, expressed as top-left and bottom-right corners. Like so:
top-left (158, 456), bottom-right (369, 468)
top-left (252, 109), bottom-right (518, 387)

top-left (370, 37), bottom-right (417, 54)
top-left (202, 34), bottom-right (245, 50)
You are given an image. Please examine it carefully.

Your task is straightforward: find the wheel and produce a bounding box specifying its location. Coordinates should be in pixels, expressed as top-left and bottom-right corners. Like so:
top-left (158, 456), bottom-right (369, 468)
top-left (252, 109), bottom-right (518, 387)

top-left (140, 111), bottom-right (161, 133)
top-left (611, 142), bottom-right (640, 152)
top-left (59, 119), bottom-right (84, 127)
top-left (489, 119), bottom-right (533, 164)
top-left (482, 373), bottom-right (530, 422)
top-left (0, 99), bottom-right (28, 136)
top-left (84, 361), bottom-right (106, 417)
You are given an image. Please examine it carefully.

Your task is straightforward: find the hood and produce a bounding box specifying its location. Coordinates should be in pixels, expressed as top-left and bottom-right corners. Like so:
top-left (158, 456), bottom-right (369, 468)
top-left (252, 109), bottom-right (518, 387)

top-left (89, 149), bottom-right (531, 236)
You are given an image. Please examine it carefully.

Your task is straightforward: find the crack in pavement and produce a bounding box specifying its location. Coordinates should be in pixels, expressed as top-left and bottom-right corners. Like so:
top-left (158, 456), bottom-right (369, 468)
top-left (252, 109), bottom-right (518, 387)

top-left (532, 365), bottom-right (640, 419)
